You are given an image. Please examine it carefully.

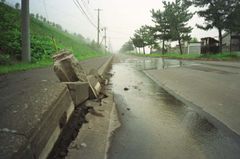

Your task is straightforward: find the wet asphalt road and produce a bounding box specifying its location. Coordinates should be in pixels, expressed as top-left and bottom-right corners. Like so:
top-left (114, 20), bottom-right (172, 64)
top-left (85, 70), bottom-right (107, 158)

top-left (107, 57), bottom-right (240, 159)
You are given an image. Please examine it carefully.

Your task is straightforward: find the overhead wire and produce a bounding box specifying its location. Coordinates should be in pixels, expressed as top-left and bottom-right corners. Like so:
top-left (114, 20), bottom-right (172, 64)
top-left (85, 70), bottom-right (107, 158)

top-left (73, 0), bottom-right (97, 29)
top-left (38, 0), bottom-right (112, 50)
top-left (73, 0), bottom-right (84, 15)
top-left (80, 0), bottom-right (94, 19)
top-left (42, 0), bottom-right (49, 20)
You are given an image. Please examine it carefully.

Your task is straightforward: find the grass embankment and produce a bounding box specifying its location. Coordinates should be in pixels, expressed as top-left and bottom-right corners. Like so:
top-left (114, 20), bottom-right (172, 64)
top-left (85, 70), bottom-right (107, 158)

top-left (0, 3), bottom-right (106, 75)
top-left (0, 59), bottom-right (52, 74)
top-left (130, 52), bottom-right (240, 61)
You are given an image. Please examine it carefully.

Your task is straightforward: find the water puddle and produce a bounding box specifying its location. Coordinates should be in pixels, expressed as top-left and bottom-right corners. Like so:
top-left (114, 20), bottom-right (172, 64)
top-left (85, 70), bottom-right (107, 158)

top-left (108, 58), bottom-right (240, 159)
top-left (123, 58), bottom-right (199, 70)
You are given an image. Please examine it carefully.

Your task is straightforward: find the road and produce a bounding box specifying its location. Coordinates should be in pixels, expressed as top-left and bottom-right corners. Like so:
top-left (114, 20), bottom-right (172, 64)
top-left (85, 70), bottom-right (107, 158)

top-left (108, 55), bottom-right (240, 159)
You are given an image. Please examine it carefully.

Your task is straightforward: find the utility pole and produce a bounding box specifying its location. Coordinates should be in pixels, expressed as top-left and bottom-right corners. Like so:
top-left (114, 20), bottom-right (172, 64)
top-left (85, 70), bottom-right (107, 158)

top-left (103, 27), bottom-right (107, 53)
top-left (108, 39), bottom-right (112, 53)
top-left (95, 8), bottom-right (102, 46)
top-left (21, 0), bottom-right (31, 62)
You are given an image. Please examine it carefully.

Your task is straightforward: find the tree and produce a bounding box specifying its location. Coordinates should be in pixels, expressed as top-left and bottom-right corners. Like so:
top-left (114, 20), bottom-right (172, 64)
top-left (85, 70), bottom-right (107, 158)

top-left (55, 24), bottom-right (63, 30)
top-left (151, 9), bottom-right (171, 54)
top-left (15, 3), bottom-right (20, 9)
top-left (224, 1), bottom-right (240, 33)
top-left (30, 13), bottom-right (35, 18)
top-left (132, 26), bottom-right (157, 54)
top-left (142, 25), bottom-right (157, 53)
top-left (163, 0), bottom-right (193, 54)
top-left (1, 0), bottom-right (5, 3)
top-left (135, 27), bottom-right (148, 54)
top-left (40, 15), bottom-right (43, 21)
top-left (36, 13), bottom-right (39, 19)
top-left (131, 33), bottom-right (144, 54)
top-left (193, 0), bottom-right (239, 53)
top-left (120, 40), bottom-right (134, 53)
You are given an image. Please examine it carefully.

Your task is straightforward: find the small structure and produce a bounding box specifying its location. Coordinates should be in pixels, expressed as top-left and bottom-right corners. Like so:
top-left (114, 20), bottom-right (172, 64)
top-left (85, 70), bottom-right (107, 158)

top-left (201, 37), bottom-right (219, 54)
top-left (222, 32), bottom-right (240, 52)
top-left (187, 42), bottom-right (201, 54)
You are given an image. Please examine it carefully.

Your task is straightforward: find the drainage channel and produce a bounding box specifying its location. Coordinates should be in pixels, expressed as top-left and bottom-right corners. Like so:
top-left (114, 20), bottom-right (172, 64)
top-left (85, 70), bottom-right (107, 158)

top-left (108, 58), bottom-right (240, 159)
top-left (47, 103), bottom-right (89, 159)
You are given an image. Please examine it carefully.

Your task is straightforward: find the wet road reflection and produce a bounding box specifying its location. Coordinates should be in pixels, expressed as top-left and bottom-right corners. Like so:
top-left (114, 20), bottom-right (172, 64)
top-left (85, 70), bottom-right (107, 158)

top-left (127, 58), bottom-right (198, 70)
top-left (108, 58), bottom-right (240, 159)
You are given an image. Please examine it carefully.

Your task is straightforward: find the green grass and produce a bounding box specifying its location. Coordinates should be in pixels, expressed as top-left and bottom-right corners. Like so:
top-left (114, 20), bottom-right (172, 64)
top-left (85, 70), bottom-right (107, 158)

top-left (30, 19), bottom-right (105, 60)
top-left (128, 52), bottom-right (240, 61)
top-left (0, 3), bottom-right (108, 75)
top-left (0, 53), bottom-right (108, 75)
top-left (0, 59), bottom-right (53, 75)
top-left (200, 52), bottom-right (240, 60)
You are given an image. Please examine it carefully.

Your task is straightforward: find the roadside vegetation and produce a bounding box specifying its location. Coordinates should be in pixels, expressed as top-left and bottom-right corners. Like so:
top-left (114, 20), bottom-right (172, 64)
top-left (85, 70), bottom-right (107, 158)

top-left (129, 52), bottom-right (240, 61)
top-left (0, 2), bottom-right (106, 74)
top-left (120, 0), bottom-right (240, 61)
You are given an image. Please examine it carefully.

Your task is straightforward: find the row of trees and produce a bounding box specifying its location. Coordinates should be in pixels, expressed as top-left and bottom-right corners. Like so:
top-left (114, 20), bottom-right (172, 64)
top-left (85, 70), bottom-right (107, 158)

top-left (130, 0), bottom-right (193, 55)
top-left (122, 0), bottom-right (240, 54)
top-left (32, 13), bottom-right (64, 31)
top-left (0, 0), bottom-right (65, 32)
top-left (195, 0), bottom-right (240, 53)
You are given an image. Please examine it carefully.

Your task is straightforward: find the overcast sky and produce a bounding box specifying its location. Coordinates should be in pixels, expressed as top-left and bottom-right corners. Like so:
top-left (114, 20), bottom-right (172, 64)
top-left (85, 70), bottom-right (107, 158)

top-left (9, 0), bottom-right (218, 52)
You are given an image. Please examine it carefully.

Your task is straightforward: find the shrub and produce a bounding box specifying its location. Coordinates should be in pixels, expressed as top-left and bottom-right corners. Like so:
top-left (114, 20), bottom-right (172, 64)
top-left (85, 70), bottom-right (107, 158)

top-left (0, 54), bottom-right (11, 65)
top-left (31, 35), bottom-right (56, 62)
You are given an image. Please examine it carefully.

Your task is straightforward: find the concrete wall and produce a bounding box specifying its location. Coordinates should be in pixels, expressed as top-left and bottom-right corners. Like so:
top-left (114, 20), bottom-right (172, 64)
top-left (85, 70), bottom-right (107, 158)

top-left (168, 47), bottom-right (187, 54)
top-left (222, 33), bottom-right (240, 52)
top-left (188, 43), bottom-right (201, 54)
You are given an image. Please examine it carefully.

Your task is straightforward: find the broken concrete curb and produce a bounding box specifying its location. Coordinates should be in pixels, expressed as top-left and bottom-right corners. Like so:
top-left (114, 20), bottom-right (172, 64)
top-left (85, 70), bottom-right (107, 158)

top-left (0, 55), bottom-right (113, 159)
top-left (64, 82), bottom-right (89, 106)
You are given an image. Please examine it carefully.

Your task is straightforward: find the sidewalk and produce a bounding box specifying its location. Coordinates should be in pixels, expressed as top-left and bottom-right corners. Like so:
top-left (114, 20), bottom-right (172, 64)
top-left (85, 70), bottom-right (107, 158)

top-left (144, 61), bottom-right (240, 137)
top-left (0, 56), bottom-right (111, 159)
top-left (66, 88), bottom-right (120, 159)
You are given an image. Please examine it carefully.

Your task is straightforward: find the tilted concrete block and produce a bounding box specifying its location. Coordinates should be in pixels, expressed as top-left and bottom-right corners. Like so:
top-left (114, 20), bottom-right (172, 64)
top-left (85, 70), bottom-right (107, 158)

top-left (53, 53), bottom-right (87, 82)
top-left (53, 62), bottom-right (75, 82)
top-left (52, 51), bottom-right (71, 61)
top-left (53, 52), bottom-right (103, 99)
top-left (64, 82), bottom-right (90, 106)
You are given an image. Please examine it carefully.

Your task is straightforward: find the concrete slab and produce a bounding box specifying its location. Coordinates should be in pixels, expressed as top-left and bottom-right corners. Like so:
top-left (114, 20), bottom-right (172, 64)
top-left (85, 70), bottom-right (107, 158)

top-left (65, 82), bottom-right (89, 106)
top-left (0, 132), bottom-right (31, 159)
top-left (66, 90), bottom-right (120, 159)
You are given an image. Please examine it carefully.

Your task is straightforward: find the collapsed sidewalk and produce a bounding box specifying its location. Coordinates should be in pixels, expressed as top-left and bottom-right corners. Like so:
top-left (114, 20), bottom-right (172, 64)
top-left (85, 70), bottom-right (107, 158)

top-left (0, 51), bottom-right (114, 159)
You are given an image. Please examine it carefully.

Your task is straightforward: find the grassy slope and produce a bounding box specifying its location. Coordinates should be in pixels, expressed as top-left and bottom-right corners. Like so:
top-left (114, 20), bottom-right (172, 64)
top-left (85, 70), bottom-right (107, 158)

top-left (0, 3), bottom-right (106, 75)
top-left (30, 19), bottom-right (104, 60)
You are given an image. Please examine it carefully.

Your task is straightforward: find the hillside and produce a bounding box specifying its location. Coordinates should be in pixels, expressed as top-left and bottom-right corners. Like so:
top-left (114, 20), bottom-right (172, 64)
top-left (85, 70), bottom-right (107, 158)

top-left (0, 2), bottom-right (106, 74)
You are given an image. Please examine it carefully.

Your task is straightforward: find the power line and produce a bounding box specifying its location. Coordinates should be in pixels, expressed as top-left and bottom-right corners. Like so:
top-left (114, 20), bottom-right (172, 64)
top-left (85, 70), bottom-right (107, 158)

top-left (73, 0), bottom-right (84, 15)
top-left (73, 0), bottom-right (97, 28)
top-left (80, 0), bottom-right (94, 19)
top-left (42, 0), bottom-right (49, 20)
top-left (75, 0), bottom-right (97, 28)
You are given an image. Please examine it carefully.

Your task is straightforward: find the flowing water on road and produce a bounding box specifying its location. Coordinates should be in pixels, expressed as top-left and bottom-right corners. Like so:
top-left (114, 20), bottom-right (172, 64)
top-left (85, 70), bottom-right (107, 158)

top-left (108, 58), bottom-right (240, 159)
